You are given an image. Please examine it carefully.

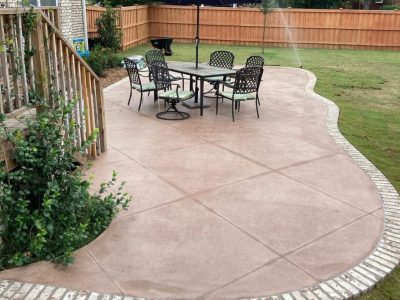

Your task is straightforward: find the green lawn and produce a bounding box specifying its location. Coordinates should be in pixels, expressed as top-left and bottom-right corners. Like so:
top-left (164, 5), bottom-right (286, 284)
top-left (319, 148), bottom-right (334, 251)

top-left (123, 43), bottom-right (400, 299)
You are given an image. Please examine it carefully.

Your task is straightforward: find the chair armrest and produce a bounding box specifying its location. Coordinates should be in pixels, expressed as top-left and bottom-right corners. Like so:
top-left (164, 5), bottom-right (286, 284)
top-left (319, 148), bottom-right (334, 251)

top-left (173, 83), bottom-right (180, 100)
top-left (171, 83), bottom-right (181, 88)
top-left (221, 81), bottom-right (234, 89)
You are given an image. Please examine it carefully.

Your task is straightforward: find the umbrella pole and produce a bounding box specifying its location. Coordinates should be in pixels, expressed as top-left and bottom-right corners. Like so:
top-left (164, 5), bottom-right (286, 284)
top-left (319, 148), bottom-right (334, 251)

top-left (195, 4), bottom-right (200, 69)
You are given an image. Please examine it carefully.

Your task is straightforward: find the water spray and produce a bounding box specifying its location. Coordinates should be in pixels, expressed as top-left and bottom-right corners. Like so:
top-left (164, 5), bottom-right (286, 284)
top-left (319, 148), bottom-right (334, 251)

top-left (275, 7), bottom-right (303, 70)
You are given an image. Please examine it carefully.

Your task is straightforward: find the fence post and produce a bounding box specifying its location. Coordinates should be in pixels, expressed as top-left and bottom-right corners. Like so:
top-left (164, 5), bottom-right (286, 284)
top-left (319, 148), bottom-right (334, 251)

top-left (118, 6), bottom-right (124, 50)
top-left (135, 7), bottom-right (138, 48)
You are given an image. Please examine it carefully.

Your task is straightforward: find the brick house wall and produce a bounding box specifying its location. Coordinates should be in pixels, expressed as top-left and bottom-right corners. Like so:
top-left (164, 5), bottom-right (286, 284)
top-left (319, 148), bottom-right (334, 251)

top-left (0, 0), bottom-right (86, 45)
top-left (59, 0), bottom-right (85, 42)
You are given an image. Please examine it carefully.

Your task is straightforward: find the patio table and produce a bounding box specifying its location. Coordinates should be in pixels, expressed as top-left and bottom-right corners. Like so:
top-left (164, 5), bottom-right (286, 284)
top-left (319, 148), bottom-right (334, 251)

top-left (167, 61), bottom-right (237, 116)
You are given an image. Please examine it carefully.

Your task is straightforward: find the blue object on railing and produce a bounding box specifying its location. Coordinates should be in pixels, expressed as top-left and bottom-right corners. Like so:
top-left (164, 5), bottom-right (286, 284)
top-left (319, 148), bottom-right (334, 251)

top-left (72, 38), bottom-right (90, 58)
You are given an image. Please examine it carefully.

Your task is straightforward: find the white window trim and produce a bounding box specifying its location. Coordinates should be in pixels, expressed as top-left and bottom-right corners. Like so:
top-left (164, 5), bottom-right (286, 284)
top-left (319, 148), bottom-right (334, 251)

top-left (36, 0), bottom-right (59, 7)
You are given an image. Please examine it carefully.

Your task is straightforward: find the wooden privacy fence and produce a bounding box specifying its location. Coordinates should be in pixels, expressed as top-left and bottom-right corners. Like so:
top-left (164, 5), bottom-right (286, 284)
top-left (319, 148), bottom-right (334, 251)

top-left (0, 8), bottom-right (106, 171)
top-left (87, 5), bottom-right (400, 50)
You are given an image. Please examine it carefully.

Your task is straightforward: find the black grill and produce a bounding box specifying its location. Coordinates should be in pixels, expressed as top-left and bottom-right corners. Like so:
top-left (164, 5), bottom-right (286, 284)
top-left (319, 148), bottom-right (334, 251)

top-left (150, 37), bottom-right (174, 56)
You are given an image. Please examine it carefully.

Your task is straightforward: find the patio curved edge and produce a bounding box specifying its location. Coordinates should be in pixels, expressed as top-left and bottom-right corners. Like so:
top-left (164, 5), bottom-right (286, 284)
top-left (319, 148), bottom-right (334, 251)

top-left (0, 68), bottom-right (400, 300)
top-left (258, 68), bottom-right (400, 300)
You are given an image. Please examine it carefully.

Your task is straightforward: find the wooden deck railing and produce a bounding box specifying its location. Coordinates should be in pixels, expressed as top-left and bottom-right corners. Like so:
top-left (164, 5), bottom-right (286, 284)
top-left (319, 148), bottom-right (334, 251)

top-left (0, 8), bottom-right (106, 171)
top-left (39, 6), bottom-right (62, 30)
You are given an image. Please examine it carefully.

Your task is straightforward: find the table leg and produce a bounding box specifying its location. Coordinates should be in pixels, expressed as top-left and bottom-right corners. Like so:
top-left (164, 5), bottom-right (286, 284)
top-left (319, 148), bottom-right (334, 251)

top-left (200, 78), bottom-right (204, 116)
top-left (194, 76), bottom-right (199, 104)
top-left (190, 75), bottom-right (193, 91)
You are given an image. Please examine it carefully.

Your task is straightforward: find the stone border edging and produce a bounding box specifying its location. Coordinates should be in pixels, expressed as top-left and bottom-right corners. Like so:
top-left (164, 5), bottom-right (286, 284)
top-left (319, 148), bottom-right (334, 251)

top-left (0, 68), bottom-right (399, 300)
top-left (257, 68), bottom-right (400, 300)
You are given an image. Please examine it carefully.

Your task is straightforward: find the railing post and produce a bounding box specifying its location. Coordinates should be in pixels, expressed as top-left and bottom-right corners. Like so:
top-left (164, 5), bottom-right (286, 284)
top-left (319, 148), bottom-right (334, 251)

top-left (53, 7), bottom-right (62, 30)
top-left (30, 12), bottom-right (49, 101)
top-left (0, 15), bottom-right (11, 113)
top-left (95, 80), bottom-right (107, 153)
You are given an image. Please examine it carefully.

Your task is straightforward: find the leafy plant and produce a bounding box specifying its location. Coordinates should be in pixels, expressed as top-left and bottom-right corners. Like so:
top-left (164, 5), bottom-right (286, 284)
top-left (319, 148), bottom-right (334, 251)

top-left (94, 0), bottom-right (157, 7)
top-left (288, 0), bottom-right (348, 8)
top-left (380, 5), bottom-right (400, 10)
top-left (96, 4), bottom-right (122, 50)
top-left (0, 96), bottom-right (131, 268)
top-left (85, 46), bottom-right (122, 77)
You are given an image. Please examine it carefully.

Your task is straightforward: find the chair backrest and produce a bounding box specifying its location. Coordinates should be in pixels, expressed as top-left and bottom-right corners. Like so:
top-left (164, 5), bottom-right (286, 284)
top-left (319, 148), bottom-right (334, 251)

top-left (124, 58), bottom-right (141, 86)
top-left (246, 56), bottom-right (264, 68)
top-left (149, 61), bottom-right (171, 90)
top-left (233, 66), bottom-right (264, 94)
top-left (209, 51), bottom-right (234, 69)
top-left (145, 49), bottom-right (165, 66)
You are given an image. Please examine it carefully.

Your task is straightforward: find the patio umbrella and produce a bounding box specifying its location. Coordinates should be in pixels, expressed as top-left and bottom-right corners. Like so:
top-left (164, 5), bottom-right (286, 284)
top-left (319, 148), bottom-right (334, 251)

top-left (162, 0), bottom-right (260, 68)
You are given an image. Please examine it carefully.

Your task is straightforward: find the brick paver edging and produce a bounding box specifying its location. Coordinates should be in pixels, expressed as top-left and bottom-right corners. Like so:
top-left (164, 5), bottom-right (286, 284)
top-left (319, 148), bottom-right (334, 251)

top-left (1, 68), bottom-right (399, 300)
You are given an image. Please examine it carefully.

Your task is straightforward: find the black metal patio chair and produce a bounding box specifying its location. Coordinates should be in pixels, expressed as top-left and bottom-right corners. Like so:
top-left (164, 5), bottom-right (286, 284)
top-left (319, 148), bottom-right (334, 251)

top-left (124, 58), bottom-right (161, 111)
top-left (245, 55), bottom-right (265, 68)
top-left (216, 66), bottom-right (263, 122)
top-left (150, 61), bottom-right (194, 120)
top-left (145, 49), bottom-right (185, 88)
top-left (224, 55), bottom-right (264, 106)
top-left (204, 51), bottom-right (235, 93)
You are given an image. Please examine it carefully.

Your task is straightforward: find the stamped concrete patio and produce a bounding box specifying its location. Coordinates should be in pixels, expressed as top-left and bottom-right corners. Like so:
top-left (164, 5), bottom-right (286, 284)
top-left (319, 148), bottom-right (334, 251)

top-left (0, 67), bottom-right (384, 299)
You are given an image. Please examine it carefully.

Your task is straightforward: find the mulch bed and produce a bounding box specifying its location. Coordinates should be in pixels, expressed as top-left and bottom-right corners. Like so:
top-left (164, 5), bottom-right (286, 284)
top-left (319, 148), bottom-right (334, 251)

top-left (99, 67), bottom-right (127, 88)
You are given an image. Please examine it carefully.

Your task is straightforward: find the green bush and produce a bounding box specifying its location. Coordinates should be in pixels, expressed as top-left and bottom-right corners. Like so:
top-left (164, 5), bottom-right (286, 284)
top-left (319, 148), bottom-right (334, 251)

top-left (0, 96), bottom-right (131, 268)
top-left (85, 46), bottom-right (122, 77)
top-left (95, 0), bottom-right (157, 6)
top-left (96, 4), bottom-right (122, 50)
top-left (380, 5), bottom-right (400, 10)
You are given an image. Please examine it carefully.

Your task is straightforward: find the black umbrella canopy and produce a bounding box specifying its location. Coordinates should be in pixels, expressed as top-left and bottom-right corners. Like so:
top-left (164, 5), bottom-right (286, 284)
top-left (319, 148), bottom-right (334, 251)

top-left (167, 0), bottom-right (256, 4)
top-left (162, 0), bottom-right (260, 67)
top-left (163, 0), bottom-right (261, 6)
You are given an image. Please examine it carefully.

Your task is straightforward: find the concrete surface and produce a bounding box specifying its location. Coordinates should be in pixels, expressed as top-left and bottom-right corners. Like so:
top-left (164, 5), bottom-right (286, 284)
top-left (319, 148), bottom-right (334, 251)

top-left (0, 67), bottom-right (384, 300)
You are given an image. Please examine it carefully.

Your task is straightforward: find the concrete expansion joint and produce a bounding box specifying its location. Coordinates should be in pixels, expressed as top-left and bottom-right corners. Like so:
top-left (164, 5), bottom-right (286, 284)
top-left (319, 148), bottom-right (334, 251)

top-left (0, 68), bottom-right (399, 300)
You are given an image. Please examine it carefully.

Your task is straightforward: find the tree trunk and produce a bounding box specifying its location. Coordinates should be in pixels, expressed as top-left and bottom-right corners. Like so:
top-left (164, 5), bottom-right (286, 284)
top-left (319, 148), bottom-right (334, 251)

top-left (262, 13), bottom-right (267, 54)
top-left (363, 0), bottom-right (372, 9)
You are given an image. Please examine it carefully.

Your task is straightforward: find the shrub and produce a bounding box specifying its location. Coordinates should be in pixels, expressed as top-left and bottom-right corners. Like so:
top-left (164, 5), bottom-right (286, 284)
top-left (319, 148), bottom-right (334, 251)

top-left (96, 4), bottom-right (122, 50)
top-left (85, 46), bottom-right (122, 77)
top-left (88, 37), bottom-right (102, 50)
top-left (96, 0), bottom-right (157, 6)
top-left (0, 96), bottom-right (131, 268)
top-left (380, 5), bottom-right (400, 10)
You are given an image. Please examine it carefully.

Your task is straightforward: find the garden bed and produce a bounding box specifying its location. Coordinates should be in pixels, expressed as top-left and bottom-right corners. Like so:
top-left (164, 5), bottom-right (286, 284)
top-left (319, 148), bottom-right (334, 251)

top-left (99, 67), bottom-right (127, 88)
